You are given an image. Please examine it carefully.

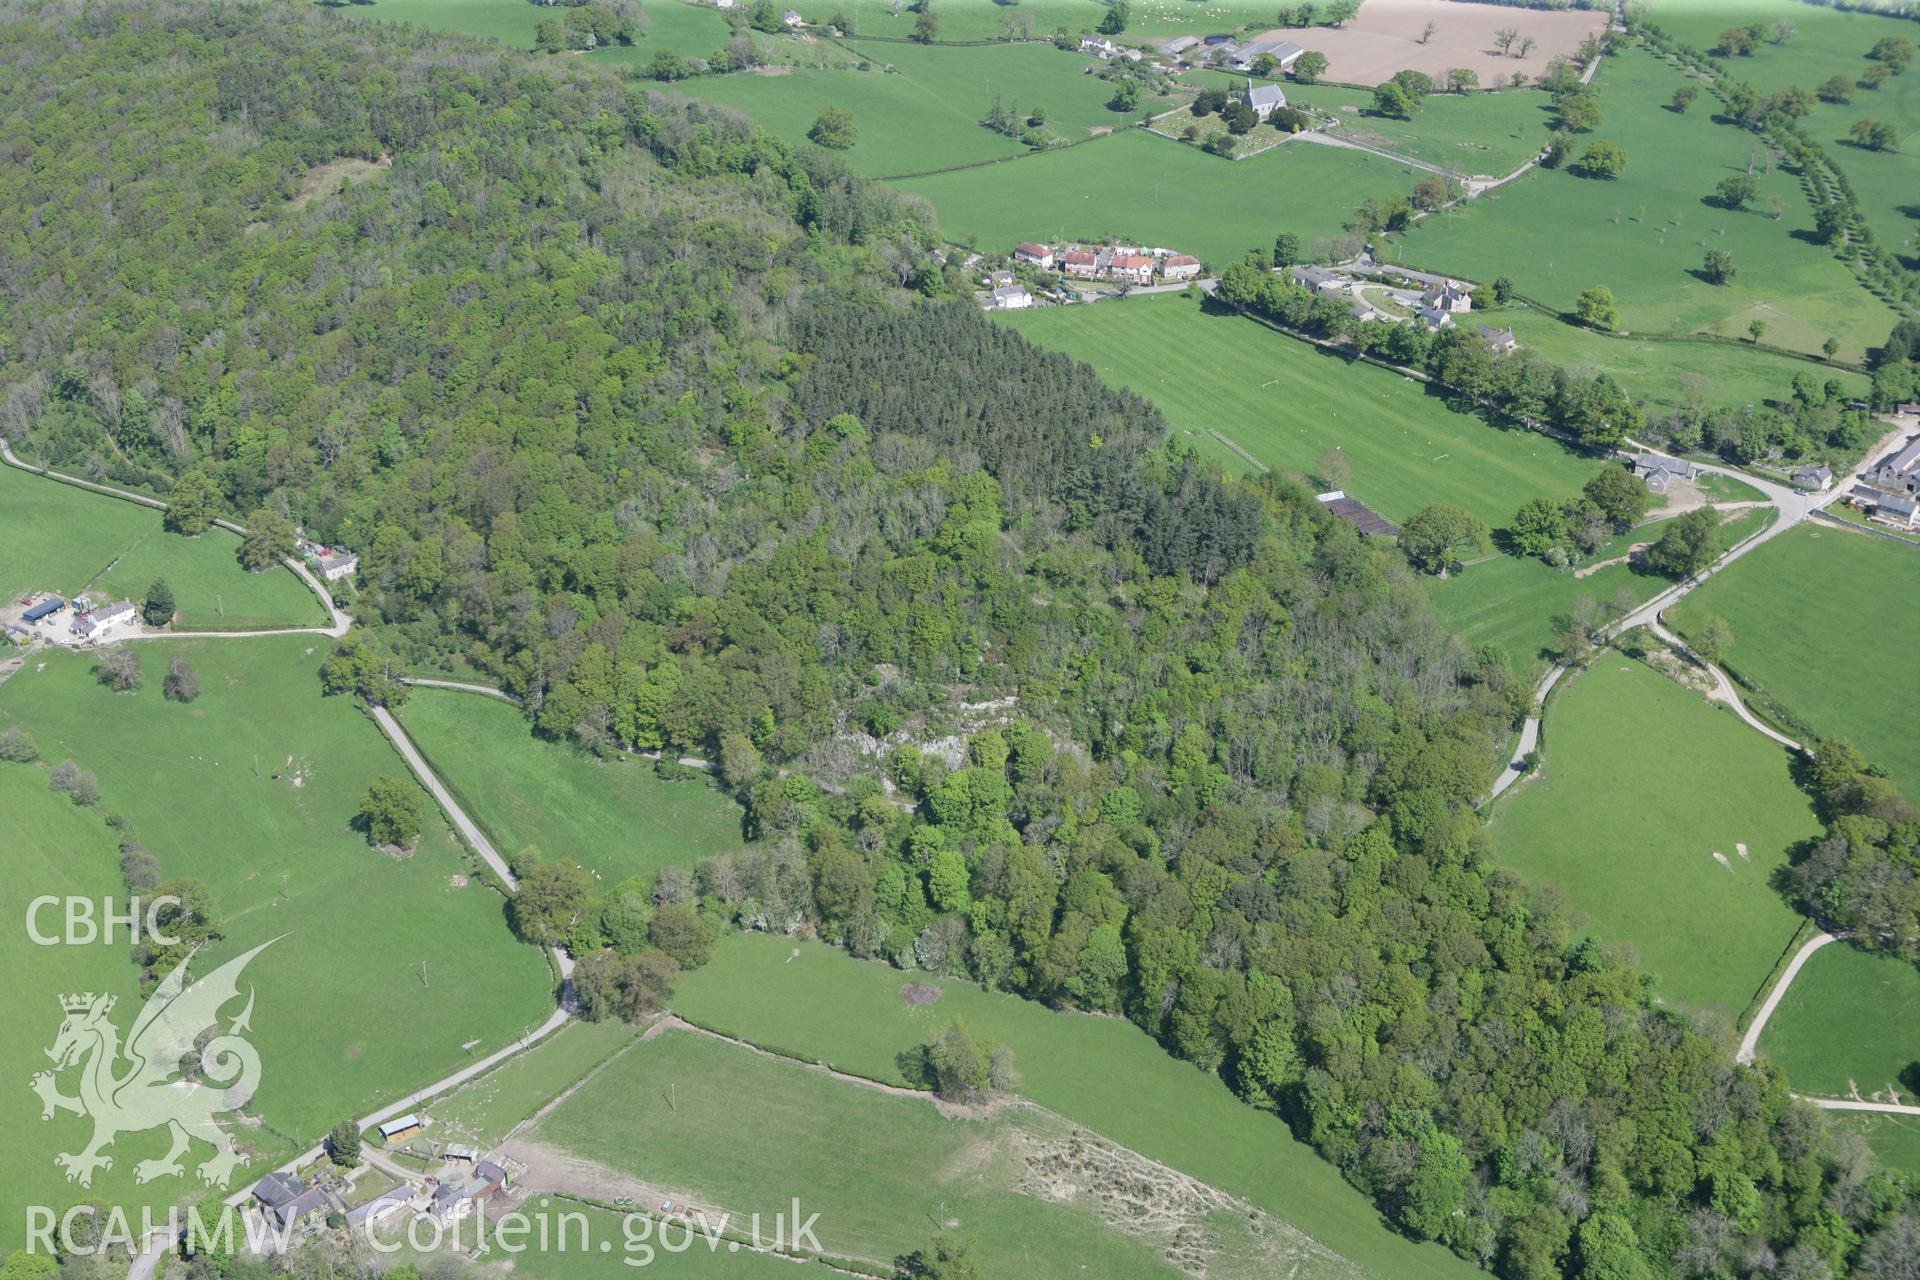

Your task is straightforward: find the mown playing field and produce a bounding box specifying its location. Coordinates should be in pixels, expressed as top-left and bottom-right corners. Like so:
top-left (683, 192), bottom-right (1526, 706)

top-left (1668, 524), bottom-right (1920, 799)
top-left (0, 767), bottom-right (216, 1247)
top-left (1429, 506), bottom-right (1769, 676)
top-left (674, 934), bottom-right (1486, 1280)
top-left (1491, 658), bottom-right (1819, 1019)
top-left (528, 1023), bottom-right (1354, 1280)
top-left (1650, 0), bottom-right (1920, 282)
top-left (1393, 46), bottom-right (1901, 361)
top-left (0, 464), bottom-right (324, 630)
top-left (687, 39), bottom-right (1167, 179)
top-left (1757, 941), bottom-right (1920, 1103)
top-left (0, 639), bottom-right (556, 1155)
top-left (397, 688), bottom-right (745, 884)
top-left (1002, 291), bottom-right (1600, 527)
top-left (899, 127), bottom-right (1411, 268)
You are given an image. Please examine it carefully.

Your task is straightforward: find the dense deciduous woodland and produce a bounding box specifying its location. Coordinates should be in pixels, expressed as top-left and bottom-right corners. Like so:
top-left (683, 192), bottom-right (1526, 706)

top-left (2, 4), bottom-right (1918, 1278)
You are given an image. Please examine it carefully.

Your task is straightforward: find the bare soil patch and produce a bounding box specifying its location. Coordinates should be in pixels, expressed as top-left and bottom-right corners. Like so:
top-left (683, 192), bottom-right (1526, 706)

top-left (1261, 0), bottom-right (1607, 87)
top-left (899, 981), bottom-right (943, 1006)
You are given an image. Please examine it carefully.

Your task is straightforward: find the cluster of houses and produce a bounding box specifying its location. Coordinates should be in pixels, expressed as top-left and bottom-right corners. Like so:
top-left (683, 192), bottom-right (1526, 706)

top-left (1289, 264), bottom-right (1516, 348)
top-left (5, 593), bottom-right (139, 648)
top-left (1848, 433), bottom-right (1920, 530)
top-left (1019, 242), bottom-right (1202, 283)
top-left (296, 532), bottom-right (358, 582)
top-left (249, 1114), bottom-right (512, 1246)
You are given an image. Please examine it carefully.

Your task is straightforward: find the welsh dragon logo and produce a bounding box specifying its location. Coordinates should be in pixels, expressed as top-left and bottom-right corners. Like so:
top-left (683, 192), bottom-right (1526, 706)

top-left (30, 940), bottom-right (275, 1188)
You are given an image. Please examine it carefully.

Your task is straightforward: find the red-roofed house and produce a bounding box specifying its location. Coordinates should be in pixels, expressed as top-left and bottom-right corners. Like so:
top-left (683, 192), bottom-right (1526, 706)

top-left (1060, 250), bottom-right (1100, 278)
top-left (1014, 243), bottom-right (1054, 269)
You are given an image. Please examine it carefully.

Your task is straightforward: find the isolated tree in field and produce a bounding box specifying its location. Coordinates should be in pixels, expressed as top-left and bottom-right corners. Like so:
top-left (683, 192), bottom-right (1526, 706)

top-left (1848, 118), bottom-right (1899, 151)
top-left (327, 1121), bottom-right (362, 1167)
top-left (1862, 61), bottom-right (1893, 91)
top-left (913, 9), bottom-right (937, 42)
top-left (1108, 79), bottom-right (1140, 112)
top-left (1670, 85), bottom-right (1698, 113)
top-left (807, 105), bottom-right (858, 149)
top-left (1574, 139), bottom-right (1627, 178)
top-left (1491, 275), bottom-right (1515, 304)
top-left (1313, 447), bottom-right (1350, 490)
top-left (357, 774), bottom-right (422, 848)
top-left (1646, 507), bottom-right (1721, 579)
top-left (1516, 35), bottom-right (1536, 59)
top-left (238, 507), bottom-right (295, 572)
top-left (162, 470), bottom-right (219, 535)
top-left (1690, 615), bottom-right (1734, 665)
top-left (511, 859), bottom-right (595, 946)
top-left (1716, 25), bottom-right (1761, 57)
top-left (894, 1233), bottom-right (986, 1280)
top-left (1703, 248), bottom-right (1736, 285)
top-left (1098, 1), bottom-right (1129, 35)
top-left (1419, 19), bottom-right (1436, 44)
top-left (1772, 19), bottom-right (1795, 45)
top-left (1574, 284), bottom-right (1618, 330)
top-left (163, 655), bottom-right (199, 702)
top-left (1817, 74), bottom-right (1855, 104)
top-left (1493, 26), bottom-right (1517, 56)
top-left (96, 646), bottom-right (141, 692)
top-left (1749, 318), bottom-right (1767, 343)
top-left (1868, 35), bottom-right (1914, 72)
top-left (923, 1020), bottom-right (1005, 1103)
top-left (1715, 173), bottom-right (1756, 210)
top-left (1290, 50), bottom-right (1327, 83)
top-left (1510, 498), bottom-right (1568, 559)
top-left (141, 579), bottom-right (175, 627)
top-left (0, 727), bottom-right (37, 763)
top-left (1370, 80), bottom-right (1416, 120)
top-left (1823, 336), bottom-right (1841, 360)
top-left (1584, 466), bottom-right (1653, 530)
top-left (1411, 174), bottom-right (1451, 211)
top-left (1399, 505), bottom-right (1489, 574)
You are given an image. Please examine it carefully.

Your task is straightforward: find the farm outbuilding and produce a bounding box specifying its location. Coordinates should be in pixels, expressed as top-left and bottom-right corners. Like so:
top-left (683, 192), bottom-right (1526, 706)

top-left (23, 597), bottom-right (65, 624)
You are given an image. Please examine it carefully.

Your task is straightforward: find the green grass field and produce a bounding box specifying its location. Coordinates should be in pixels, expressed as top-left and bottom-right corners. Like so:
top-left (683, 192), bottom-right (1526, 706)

top-left (1391, 46), bottom-right (1900, 361)
top-left (1828, 1113), bottom-right (1920, 1179)
top-left (811, 0), bottom-right (1284, 43)
top-left (531, 1024), bottom-right (1351, 1280)
top-left (1668, 524), bottom-right (1920, 799)
top-left (1190, 72), bottom-right (1553, 177)
top-left (1429, 506), bottom-right (1768, 675)
top-left (687, 39), bottom-right (1167, 179)
top-left (1477, 304), bottom-right (1868, 412)
top-left (1490, 658), bottom-right (1819, 1019)
top-left (1003, 291), bottom-right (1602, 527)
top-left (1757, 941), bottom-right (1920, 1102)
top-left (674, 934), bottom-right (1485, 1280)
top-left (363, 0), bottom-right (733, 61)
top-left (0, 639), bottom-right (556, 1164)
top-left (899, 127), bottom-right (1411, 267)
top-left (1651, 0), bottom-right (1920, 277)
top-left (0, 464), bottom-right (325, 630)
top-left (397, 688), bottom-right (745, 883)
top-left (429, 1019), bottom-right (639, 1148)
top-left (0, 766), bottom-right (209, 1246)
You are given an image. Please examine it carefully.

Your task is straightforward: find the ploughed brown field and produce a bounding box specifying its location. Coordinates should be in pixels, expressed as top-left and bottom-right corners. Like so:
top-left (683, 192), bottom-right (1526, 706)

top-left (1259, 0), bottom-right (1610, 87)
